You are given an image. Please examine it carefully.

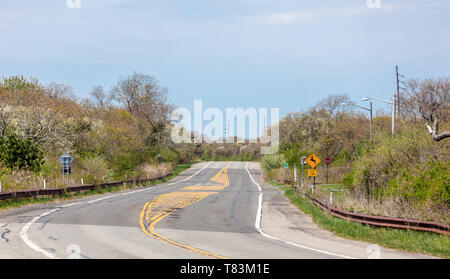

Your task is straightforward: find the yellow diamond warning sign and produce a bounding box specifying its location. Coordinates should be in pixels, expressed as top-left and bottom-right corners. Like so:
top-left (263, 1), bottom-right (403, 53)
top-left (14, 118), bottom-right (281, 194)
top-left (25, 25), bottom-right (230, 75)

top-left (306, 153), bottom-right (321, 169)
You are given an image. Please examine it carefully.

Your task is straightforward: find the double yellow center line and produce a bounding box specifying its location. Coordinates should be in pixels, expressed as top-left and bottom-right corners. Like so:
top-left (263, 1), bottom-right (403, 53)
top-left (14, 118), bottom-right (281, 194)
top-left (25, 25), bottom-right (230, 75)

top-left (139, 163), bottom-right (230, 258)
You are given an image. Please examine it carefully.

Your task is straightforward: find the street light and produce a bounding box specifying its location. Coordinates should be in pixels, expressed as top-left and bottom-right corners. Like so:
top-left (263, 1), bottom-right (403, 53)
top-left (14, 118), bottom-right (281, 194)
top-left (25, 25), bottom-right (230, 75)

top-left (341, 102), bottom-right (373, 141)
top-left (362, 92), bottom-right (396, 138)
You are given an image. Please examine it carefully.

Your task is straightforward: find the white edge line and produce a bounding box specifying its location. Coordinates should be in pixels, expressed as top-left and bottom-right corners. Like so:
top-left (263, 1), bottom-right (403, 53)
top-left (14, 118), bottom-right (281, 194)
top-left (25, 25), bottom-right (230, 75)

top-left (88, 194), bottom-right (121, 204)
top-left (20, 161), bottom-right (213, 259)
top-left (61, 202), bottom-right (83, 208)
top-left (245, 162), bottom-right (356, 259)
top-left (20, 209), bottom-right (60, 259)
top-left (166, 161), bottom-right (213, 185)
top-left (87, 161), bottom-right (213, 203)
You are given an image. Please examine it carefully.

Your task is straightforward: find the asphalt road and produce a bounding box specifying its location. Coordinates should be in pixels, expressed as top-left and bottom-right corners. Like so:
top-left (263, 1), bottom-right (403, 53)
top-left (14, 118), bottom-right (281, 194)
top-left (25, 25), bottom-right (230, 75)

top-left (0, 162), bottom-right (433, 259)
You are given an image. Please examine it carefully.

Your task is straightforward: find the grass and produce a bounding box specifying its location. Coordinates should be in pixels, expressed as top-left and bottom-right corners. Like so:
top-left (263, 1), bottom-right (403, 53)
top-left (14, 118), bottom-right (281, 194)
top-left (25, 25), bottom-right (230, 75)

top-left (0, 161), bottom-right (196, 211)
top-left (270, 182), bottom-right (450, 258)
top-left (316, 184), bottom-right (347, 189)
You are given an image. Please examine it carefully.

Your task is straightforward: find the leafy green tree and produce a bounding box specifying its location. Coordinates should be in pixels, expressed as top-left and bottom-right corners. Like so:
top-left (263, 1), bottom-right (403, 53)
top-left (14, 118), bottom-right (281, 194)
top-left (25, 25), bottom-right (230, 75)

top-left (0, 75), bottom-right (42, 92)
top-left (0, 135), bottom-right (44, 171)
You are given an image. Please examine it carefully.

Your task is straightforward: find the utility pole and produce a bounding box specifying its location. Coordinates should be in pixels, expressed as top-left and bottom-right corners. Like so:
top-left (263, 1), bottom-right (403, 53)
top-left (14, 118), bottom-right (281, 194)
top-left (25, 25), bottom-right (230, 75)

top-left (369, 101), bottom-right (373, 142)
top-left (396, 65), bottom-right (400, 117)
top-left (395, 65), bottom-right (407, 118)
top-left (224, 120), bottom-right (230, 142)
top-left (392, 92), bottom-right (396, 138)
top-left (361, 96), bottom-right (395, 138)
top-left (223, 123), bottom-right (226, 141)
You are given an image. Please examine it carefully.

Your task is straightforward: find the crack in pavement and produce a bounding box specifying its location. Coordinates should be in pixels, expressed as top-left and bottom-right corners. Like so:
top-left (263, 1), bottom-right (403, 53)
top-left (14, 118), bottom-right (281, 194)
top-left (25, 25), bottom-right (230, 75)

top-left (1, 228), bottom-right (10, 242)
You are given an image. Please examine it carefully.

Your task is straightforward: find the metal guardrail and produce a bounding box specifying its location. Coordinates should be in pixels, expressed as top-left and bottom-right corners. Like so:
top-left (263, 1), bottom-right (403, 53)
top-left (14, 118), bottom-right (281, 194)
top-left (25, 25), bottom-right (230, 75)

top-left (0, 173), bottom-right (172, 201)
top-left (302, 191), bottom-right (450, 235)
top-left (275, 179), bottom-right (449, 235)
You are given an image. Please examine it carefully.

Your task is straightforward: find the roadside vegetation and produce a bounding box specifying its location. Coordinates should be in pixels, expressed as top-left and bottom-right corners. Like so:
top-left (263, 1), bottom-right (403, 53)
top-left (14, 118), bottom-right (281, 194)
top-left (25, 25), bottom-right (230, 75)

top-left (262, 77), bottom-right (449, 224)
top-left (271, 182), bottom-right (449, 258)
top-left (0, 74), bottom-right (259, 195)
top-left (0, 161), bottom-right (194, 211)
top-left (0, 74), bottom-right (203, 193)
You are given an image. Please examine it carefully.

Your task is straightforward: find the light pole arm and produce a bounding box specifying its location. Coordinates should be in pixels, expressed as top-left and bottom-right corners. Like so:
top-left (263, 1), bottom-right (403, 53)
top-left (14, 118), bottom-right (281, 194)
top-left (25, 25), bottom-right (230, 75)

top-left (366, 97), bottom-right (392, 105)
top-left (341, 103), bottom-right (371, 111)
top-left (349, 104), bottom-right (371, 111)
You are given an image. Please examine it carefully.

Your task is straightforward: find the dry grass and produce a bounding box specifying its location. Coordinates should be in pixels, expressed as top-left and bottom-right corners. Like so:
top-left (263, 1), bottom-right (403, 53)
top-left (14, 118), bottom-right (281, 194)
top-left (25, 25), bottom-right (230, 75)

top-left (266, 165), bottom-right (449, 224)
top-left (266, 165), bottom-right (351, 185)
top-left (337, 191), bottom-right (449, 224)
top-left (0, 169), bottom-right (46, 191)
top-left (0, 160), bottom-right (174, 193)
top-left (137, 163), bottom-right (173, 179)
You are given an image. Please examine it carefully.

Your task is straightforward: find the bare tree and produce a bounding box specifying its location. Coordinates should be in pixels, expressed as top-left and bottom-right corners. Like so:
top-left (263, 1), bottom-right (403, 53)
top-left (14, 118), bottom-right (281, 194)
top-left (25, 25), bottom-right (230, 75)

top-left (45, 82), bottom-right (75, 100)
top-left (90, 85), bottom-right (109, 108)
top-left (314, 93), bottom-right (351, 116)
top-left (111, 72), bottom-right (172, 146)
top-left (404, 78), bottom-right (449, 141)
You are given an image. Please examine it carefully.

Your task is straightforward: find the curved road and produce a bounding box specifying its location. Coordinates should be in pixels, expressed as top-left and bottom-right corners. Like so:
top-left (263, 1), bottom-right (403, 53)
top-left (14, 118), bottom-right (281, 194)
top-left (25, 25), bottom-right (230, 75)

top-left (0, 162), bottom-right (431, 259)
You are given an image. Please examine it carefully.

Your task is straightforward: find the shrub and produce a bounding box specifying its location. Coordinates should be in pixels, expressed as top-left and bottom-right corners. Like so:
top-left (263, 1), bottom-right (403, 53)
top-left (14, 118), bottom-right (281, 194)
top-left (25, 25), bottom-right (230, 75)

top-left (157, 148), bottom-right (180, 164)
top-left (261, 153), bottom-right (286, 171)
top-left (0, 135), bottom-right (44, 172)
top-left (110, 151), bottom-right (146, 179)
top-left (0, 75), bottom-right (42, 92)
top-left (80, 155), bottom-right (109, 183)
top-left (343, 172), bottom-right (354, 187)
top-left (386, 159), bottom-right (449, 207)
top-left (350, 128), bottom-right (449, 217)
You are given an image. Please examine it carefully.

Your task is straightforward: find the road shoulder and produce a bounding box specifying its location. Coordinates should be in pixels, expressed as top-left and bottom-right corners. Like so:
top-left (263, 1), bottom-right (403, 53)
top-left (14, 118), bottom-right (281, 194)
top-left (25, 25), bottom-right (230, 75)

top-left (246, 162), bottom-right (435, 259)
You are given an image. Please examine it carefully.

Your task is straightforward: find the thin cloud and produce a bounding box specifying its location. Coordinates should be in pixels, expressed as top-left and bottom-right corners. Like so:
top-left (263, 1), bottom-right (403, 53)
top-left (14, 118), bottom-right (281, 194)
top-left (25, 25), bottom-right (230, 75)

top-left (248, 11), bottom-right (315, 25)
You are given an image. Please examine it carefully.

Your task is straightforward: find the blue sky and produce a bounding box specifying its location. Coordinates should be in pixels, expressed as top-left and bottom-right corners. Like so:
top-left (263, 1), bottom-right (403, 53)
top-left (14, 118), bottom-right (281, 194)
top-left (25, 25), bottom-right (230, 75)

top-left (0, 0), bottom-right (449, 116)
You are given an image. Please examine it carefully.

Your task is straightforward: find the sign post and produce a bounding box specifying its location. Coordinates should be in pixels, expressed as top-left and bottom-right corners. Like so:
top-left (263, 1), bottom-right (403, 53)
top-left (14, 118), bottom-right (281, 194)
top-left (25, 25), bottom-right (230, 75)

top-left (301, 156), bottom-right (306, 187)
top-left (157, 154), bottom-right (162, 166)
top-left (324, 157), bottom-right (331, 184)
top-left (294, 162), bottom-right (297, 185)
top-left (306, 153), bottom-right (321, 191)
top-left (284, 163), bottom-right (288, 183)
top-left (58, 152), bottom-right (73, 186)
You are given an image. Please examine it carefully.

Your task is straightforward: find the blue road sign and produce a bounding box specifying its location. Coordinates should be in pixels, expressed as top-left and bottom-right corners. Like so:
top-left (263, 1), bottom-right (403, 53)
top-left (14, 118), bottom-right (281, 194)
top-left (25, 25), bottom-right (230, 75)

top-left (58, 152), bottom-right (73, 165)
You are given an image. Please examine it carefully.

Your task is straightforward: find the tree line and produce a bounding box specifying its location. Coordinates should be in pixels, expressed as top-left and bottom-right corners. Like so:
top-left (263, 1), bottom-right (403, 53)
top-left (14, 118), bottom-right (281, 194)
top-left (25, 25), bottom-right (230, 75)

top-left (262, 77), bottom-right (449, 223)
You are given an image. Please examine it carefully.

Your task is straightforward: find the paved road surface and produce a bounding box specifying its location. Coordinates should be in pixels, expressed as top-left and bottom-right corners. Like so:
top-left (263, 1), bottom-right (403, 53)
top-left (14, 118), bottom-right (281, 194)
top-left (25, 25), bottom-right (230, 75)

top-left (0, 162), bottom-right (433, 259)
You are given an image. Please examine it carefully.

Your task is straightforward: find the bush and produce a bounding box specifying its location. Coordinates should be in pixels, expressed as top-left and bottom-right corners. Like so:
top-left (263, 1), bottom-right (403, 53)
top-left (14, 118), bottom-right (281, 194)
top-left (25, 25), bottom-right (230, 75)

top-left (110, 151), bottom-right (146, 179)
top-left (157, 148), bottom-right (180, 164)
top-left (0, 135), bottom-right (44, 172)
top-left (80, 156), bottom-right (109, 183)
top-left (261, 153), bottom-right (286, 171)
top-left (386, 159), bottom-right (449, 207)
top-left (349, 128), bottom-right (449, 219)
top-left (0, 75), bottom-right (42, 92)
top-left (343, 172), bottom-right (354, 187)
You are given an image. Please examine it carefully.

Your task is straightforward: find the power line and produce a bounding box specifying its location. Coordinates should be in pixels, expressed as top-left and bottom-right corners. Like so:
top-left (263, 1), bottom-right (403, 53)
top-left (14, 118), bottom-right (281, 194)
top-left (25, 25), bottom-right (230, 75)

top-left (396, 65), bottom-right (407, 117)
